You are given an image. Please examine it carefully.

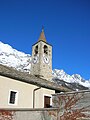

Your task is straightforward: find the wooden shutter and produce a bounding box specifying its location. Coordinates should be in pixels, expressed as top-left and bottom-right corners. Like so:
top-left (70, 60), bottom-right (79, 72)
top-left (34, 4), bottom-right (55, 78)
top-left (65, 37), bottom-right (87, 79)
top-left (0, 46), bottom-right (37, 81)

top-left (44, 96), bottom-right (51, 108)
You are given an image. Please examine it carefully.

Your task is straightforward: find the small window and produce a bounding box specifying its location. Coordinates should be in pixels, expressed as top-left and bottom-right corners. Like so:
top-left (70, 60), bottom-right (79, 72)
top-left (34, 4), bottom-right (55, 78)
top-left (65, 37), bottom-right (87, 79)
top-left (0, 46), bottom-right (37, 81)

top-left (8, 90), bottom-right (18, 105)
top-left (34, 45), bottom-right (38, 55)
top-left (44, 96), bottom-right (51, 108)
top-left (44, 45), bottom-right (48, 55)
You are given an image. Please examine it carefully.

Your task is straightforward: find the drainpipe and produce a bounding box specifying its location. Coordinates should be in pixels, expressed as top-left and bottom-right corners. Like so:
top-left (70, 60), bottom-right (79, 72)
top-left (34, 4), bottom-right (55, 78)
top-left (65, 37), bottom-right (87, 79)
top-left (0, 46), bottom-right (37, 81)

top-left (33, 87), bottom-right (41, 108)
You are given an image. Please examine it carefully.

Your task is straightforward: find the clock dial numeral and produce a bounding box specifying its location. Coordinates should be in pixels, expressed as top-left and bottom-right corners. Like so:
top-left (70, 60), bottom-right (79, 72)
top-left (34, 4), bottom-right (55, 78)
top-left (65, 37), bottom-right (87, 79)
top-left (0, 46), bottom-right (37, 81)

top-left (33, 56), bottom-right (38, 64)
top-left (43, 56), bottom-right (49, 64)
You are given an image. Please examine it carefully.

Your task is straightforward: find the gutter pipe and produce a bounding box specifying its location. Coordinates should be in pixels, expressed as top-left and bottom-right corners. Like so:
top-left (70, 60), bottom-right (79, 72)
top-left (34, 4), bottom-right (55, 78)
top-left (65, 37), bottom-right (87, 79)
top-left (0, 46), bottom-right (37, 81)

top-left (33, 87), bottom-right (41, 108)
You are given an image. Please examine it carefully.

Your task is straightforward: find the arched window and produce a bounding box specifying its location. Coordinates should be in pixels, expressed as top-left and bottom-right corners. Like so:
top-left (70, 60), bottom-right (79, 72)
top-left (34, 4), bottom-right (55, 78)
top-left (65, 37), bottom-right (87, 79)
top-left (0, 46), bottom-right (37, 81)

top-left (44, 45), bottom-right (48, 55)
top-left (34, 45), bottom-right (38, 55)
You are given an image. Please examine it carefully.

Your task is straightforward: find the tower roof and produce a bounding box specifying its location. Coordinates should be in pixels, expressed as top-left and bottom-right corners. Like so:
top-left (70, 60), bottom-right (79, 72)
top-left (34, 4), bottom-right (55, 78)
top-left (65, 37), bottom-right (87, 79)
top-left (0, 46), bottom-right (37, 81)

top-left (38, 27), bottom-right (46, 42)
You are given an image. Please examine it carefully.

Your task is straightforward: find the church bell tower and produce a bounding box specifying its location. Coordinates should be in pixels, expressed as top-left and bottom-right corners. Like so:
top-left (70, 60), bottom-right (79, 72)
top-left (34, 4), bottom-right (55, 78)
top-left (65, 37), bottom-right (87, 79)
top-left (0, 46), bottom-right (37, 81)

top-left (31, 28), bottom-right (52, 80)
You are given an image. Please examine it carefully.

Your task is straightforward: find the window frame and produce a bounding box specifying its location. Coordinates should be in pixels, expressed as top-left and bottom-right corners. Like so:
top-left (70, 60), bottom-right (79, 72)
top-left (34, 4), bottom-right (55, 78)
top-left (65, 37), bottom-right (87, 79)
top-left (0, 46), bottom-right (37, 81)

top-left (44, 45), bottom-right (48, 55)
top-left (8, 89), bottom-right (18, 106)
top-left (43, 94), bottom-right (52, 108)
top-left (34, 45), bottom-right (38, 55)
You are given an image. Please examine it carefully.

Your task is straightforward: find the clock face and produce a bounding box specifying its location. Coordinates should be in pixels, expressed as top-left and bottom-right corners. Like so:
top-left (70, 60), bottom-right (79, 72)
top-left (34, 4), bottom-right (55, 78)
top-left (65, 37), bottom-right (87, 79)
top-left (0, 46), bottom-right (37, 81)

top-left (43, 56), bottom-right (49, 64)
top-left (33, 56), bottom-right (38, 64)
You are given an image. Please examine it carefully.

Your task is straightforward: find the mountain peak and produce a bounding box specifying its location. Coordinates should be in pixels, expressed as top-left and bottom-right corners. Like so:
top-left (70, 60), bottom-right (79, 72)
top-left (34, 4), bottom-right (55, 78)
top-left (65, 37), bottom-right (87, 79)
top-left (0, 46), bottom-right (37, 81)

top-left (0, 41), bottom-right (31, 72)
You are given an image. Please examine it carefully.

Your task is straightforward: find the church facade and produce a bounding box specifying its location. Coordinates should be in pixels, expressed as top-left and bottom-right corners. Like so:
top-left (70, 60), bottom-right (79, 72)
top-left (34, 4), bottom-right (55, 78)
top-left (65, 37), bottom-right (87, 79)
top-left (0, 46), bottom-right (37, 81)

top-left (0, 29), bottom-right (67, 108)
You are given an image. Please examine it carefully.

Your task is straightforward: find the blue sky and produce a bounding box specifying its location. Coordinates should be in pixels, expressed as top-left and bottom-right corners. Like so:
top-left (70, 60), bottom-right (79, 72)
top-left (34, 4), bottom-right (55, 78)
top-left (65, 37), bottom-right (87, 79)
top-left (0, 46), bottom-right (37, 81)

top-left (0, 0), bottom-right (90, 79)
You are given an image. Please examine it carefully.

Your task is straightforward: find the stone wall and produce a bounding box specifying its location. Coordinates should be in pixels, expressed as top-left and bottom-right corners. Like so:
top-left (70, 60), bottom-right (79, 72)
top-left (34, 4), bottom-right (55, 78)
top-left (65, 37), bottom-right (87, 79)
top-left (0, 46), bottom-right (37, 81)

top-left (52, 90), bottom-right (90, 120)
top-left (0, 108), bottom-right (58, 120)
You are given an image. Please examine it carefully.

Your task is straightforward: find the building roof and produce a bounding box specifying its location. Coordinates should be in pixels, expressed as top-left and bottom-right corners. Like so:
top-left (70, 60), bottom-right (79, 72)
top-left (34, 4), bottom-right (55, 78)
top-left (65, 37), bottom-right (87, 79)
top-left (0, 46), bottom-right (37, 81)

top-left (0, 64), bottom-right (69, 92)
top-left (38, 28), bottom-right (46, 42)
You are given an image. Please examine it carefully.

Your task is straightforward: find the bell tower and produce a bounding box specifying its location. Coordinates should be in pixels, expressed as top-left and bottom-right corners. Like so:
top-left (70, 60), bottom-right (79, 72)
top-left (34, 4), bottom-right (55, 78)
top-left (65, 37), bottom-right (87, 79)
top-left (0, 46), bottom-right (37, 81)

top-left (31, 28), bottom-right (52, 80)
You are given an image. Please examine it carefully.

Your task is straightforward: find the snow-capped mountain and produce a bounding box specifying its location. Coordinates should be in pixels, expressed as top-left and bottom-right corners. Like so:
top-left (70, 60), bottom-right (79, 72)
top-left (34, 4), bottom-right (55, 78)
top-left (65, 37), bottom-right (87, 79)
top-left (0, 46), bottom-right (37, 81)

top-left (0, 41), bottom-right (31, 72)
top-left (0, 41), bottom-right (90, 90)
top-left (52, 69), bottom-right (89, 85)
top-left (52, 69), bottom-right (90, 90)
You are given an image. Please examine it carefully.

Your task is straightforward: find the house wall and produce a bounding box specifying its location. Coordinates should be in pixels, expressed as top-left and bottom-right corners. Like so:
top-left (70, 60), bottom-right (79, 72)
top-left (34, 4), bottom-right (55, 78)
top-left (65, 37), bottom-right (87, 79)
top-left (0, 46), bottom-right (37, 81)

top-left (35, 88), bottom-right (54, 108)
top-left (0, 75), bottom-right (55, 108)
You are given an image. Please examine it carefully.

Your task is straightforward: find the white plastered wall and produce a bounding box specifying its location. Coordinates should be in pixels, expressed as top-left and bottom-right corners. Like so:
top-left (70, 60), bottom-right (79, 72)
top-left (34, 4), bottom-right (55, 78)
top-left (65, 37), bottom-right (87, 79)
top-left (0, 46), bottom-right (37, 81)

top-left (0, 75), bottom-right (55, 108)
top-left (35, 88), bottom-right (55, 108)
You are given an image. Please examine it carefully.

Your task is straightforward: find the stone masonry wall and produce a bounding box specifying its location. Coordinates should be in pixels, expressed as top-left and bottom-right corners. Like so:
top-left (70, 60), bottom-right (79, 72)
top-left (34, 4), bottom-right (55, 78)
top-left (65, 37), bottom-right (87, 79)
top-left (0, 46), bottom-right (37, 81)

top-left (52, 90), bottom-right (90, 120)
top-left (0, 108), bottom-right (58, 120)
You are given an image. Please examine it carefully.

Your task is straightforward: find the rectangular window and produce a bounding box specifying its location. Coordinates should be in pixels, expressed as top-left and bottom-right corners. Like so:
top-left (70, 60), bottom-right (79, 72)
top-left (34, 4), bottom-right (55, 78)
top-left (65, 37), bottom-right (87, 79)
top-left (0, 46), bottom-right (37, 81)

top-left (9, 91), bottom-right (16, 104)
top-left (8, 90), bottom-right (18, 105)
top-left (44, 96), bottom-right (51, 108)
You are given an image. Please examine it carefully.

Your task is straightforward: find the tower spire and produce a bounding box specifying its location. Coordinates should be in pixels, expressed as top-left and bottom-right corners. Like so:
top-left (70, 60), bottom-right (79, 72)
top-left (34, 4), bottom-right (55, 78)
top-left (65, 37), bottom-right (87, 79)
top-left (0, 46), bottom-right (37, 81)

top-left (38, 26), bottom-right (46, 42)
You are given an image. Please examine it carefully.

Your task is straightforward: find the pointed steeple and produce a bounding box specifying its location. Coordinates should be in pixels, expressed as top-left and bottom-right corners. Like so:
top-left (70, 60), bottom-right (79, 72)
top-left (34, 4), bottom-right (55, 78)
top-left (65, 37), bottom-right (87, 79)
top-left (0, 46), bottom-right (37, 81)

top-left (38, 27), bottom-right (46, 42)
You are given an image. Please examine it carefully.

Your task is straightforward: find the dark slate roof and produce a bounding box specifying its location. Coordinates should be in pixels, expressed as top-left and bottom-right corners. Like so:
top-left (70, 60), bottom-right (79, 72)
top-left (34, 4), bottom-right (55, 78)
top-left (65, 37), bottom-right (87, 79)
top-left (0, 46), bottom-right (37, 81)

top-left (0, 64), bottom-right (69, 92)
